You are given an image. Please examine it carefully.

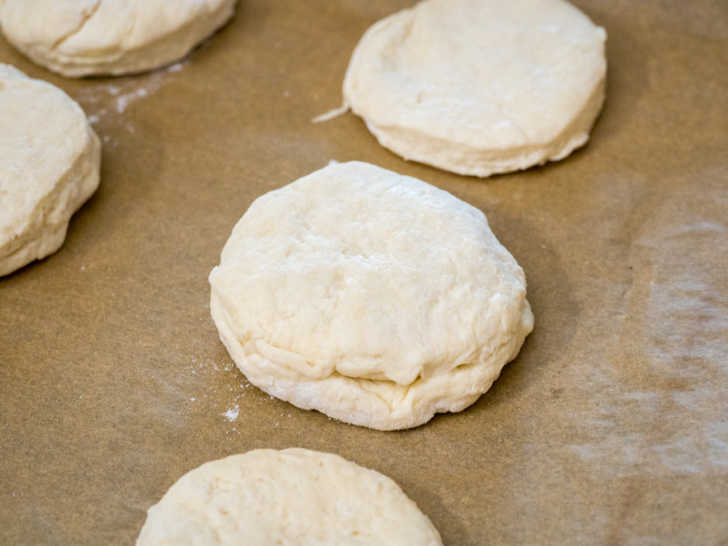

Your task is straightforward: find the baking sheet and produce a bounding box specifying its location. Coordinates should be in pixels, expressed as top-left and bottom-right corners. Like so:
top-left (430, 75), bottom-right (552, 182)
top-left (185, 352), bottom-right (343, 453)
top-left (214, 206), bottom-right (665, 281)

top-left (1, 1), bottom-right (727, 544)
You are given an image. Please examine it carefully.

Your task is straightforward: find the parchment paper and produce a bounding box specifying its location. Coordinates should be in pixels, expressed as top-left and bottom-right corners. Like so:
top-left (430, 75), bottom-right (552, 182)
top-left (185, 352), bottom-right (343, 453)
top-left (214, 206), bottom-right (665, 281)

top-left (1, 1), bottom-right (727, 544)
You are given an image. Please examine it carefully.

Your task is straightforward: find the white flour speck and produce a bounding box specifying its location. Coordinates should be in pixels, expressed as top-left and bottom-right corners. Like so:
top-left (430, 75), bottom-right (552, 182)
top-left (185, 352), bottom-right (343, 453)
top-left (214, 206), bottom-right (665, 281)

top-left (116, 88), bottom-right (150, 113)
top-left (222, 404), bottom-right (240, 422)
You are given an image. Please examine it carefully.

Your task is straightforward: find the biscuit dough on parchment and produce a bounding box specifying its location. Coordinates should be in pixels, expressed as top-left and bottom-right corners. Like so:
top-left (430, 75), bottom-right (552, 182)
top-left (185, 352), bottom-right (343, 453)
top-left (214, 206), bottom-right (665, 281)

top-left (136, 449), bottom-right (443, 546)
top-left (0, 64), bottom-right (100, 276)
top-left (340, 0), bottom-right (607, 177)
top-left (209, 161), bottom-right (534, 430)
top-left (0, 0), bottom-right (236, 77)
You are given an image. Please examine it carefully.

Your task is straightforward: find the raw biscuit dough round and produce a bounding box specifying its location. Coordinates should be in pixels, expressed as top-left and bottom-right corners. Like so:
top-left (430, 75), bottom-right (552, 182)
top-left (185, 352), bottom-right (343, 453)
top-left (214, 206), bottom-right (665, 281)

top-left (0, 0), bottom-right (236, 77)
top-left (209, 161), bottom-right (534, 430)
top-left (136, 448), bottom-right (443, 546)
top-left (0, 64), bottom-right (100, 277)
top-left (342, 0), bottom-right (607, 177)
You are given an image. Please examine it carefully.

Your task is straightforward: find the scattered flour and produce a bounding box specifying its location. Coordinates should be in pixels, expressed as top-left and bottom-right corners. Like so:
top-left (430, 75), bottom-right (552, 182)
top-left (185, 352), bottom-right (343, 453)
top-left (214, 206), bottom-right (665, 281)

top-left (222, 404), bottom-right (239, 422)
top-left (75, 60), bottom-right (189, 126)
top-left (116, 88), bottom-right (148, 113)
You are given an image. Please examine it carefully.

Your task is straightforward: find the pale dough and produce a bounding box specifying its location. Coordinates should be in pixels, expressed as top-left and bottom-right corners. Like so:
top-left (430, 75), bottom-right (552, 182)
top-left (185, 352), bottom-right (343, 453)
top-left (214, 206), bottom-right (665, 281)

top-left (0, 64), bottom-right (100, 276)
top-left (209, 161), bottom-right (534, 430)
top-left (342, 0), bottom-right (607, 177)
top-left (136, 449), bottom-right (442, 546)
top-left (0, 0), bottom-right (236, 77)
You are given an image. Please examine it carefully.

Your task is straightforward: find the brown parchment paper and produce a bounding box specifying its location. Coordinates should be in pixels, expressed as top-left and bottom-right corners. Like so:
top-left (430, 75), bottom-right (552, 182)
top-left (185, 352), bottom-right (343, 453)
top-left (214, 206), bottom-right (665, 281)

top-left (1, 1), bottom-right (727, 544)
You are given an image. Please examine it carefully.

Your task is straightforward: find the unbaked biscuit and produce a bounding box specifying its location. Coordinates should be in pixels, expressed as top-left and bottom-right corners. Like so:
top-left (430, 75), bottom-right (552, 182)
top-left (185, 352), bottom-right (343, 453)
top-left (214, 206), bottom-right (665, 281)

top-left (0, 64), bottom-right (100, 276)
top-left (209, 161), bottom-right (533, 430)
top-left (0, 0), bottom-right (236, 77)
top-left (137, 449), bottom-right (442, 545)
top-left (342, 0), bottom-right (607, 177)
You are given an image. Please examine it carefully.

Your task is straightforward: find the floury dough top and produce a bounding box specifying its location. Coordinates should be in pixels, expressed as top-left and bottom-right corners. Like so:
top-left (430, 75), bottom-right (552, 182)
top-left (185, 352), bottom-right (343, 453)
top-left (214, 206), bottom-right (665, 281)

top-left (343, 0), bottom-right (607, 177)
top-left (0, 0), bottom-right (236, 76)
top-left (209, 161), bottom-right (534, 430)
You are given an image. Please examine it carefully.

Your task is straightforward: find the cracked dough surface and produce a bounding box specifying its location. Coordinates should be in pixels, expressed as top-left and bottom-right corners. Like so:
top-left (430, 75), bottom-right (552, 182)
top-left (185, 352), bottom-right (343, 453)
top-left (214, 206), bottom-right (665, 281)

top-left (0, 64), bottom-right (100, 277)
top-left (209, 161), bottom-right (533, 430)
top-left (343, 0), bottom-right (607, 177)
top-left (136, 449), bottom-right (443, 546)
top-left (0, 0), bottom-right (236, 77)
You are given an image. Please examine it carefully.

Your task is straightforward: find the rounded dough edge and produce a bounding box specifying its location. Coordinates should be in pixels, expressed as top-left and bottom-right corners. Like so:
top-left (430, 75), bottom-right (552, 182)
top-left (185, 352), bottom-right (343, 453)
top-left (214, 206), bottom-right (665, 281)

top-left (210, 289), bottom-right (533, 430)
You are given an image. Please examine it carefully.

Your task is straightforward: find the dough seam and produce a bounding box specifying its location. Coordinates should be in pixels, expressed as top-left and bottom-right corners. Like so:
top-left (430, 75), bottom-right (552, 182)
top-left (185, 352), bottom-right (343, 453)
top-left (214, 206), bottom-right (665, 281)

top-left (50, 1), bottom-right (101, 51)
